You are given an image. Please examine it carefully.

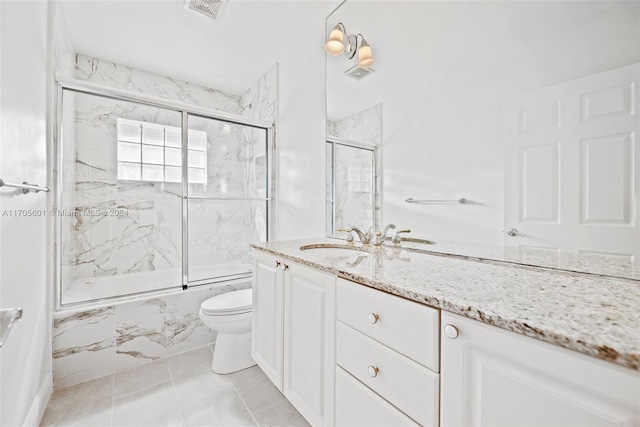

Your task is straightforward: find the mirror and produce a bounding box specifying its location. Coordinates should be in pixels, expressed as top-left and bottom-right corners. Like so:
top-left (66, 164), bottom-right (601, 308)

top-left (326, 103), bottom-right (382, 237)
top-left (326, 1), bottom-right (640, 280)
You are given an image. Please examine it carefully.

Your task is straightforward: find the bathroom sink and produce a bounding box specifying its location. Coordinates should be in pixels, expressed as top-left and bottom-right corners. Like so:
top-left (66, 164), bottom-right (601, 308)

top-left (299, 245), bottom-right (370, 257)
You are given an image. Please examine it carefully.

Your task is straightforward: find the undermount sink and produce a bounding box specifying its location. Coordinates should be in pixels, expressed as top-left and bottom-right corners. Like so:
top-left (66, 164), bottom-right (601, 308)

top-left (299, 245), bottom-right (370, 257)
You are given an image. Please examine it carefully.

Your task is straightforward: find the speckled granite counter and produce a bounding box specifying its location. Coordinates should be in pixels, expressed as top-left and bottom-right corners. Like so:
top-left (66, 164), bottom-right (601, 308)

top-left (399, 239), bottom-right (640, 282)
top-left (252, 238), bottom-right (640, 371)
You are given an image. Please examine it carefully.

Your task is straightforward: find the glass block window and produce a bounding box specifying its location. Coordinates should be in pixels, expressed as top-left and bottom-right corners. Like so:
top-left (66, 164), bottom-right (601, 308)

top-left (116, 118), bottom-right (207, 184)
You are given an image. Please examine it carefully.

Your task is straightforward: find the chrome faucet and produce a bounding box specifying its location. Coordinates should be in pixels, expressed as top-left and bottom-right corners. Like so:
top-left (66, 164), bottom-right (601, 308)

top-left (392, 229), bottom-right (411, 244)
top-left (370, 224), bottom-right (396, 247)
top-left (337, 227), bottom-right (371, 245)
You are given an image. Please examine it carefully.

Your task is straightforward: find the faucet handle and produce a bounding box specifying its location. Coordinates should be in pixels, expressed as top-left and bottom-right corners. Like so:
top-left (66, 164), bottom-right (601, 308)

top-left (337, 227), bottom-right (355, 243)
top-left (392, 229), bottom-right (411, 245)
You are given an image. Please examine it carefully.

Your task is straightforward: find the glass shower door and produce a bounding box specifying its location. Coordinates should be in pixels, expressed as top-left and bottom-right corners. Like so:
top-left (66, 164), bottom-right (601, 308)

top-left (185, 114), bottom-right (269, 285)
top-left (59, 89), bottom-right (183, 305)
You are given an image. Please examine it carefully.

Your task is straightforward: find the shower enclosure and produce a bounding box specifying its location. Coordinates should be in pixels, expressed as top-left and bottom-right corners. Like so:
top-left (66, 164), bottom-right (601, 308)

top-left (56, 81), bottom-right (272, 307)
top-left (326, 138), bottom-right (377, 237)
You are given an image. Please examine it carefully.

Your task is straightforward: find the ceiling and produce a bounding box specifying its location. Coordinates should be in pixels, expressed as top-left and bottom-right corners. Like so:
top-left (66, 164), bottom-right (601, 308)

top-left (61, 0), bottom-right (339, 96)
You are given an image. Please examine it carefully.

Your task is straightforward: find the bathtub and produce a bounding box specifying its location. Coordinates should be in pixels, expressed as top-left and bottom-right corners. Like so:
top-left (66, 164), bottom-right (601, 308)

top-left (61, 262), bottom-right (252, 306)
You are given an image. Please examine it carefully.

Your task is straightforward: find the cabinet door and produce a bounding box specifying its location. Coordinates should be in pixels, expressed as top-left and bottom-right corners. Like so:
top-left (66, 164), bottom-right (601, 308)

top-left (252, 251), bottom-right (285, 391)
top-left (441, 312), bottom-right (640, 427)
top-left (283, 261), bottom-right (336, 426)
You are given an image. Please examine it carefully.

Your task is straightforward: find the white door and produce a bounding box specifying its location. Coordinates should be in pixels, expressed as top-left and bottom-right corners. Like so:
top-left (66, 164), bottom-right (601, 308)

top-left (283, 261), bottom-right (335, 427)
top-left (441, 312), bottom-right (640, 427)
top-left (504, 63), bottom-right (640, 258)
top-left (252, 250), bottom-right (285, 391)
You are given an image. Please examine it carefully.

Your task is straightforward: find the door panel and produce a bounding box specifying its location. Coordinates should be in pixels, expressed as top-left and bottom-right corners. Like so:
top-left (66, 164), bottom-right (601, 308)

top-left (504, 63), bottom-right (639, 257)
top-left (252, 251), bottom-right (284, 390)
top-left (283, 261), bottom-right (335, 426)
top-left (441, 312), bottom-right (640, 427)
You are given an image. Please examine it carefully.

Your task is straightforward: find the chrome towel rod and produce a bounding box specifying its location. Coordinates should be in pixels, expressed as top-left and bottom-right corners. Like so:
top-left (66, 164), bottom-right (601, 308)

top-left (0, 179), bottom-right (49, 194)
top-left (406, 198), bottom-right (467, 204)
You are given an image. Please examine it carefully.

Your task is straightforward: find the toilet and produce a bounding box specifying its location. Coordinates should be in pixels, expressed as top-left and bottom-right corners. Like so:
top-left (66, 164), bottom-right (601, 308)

top-left (199, 288), bottom-right (256, 374)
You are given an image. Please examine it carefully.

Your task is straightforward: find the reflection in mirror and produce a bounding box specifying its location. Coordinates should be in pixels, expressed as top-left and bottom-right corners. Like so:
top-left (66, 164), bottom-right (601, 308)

top-left (326, 103), bottom-right (382, 237)
top-left (326, 139), bottom-right (376, 237)
top-left (326, 1), bottom-right (640, 280)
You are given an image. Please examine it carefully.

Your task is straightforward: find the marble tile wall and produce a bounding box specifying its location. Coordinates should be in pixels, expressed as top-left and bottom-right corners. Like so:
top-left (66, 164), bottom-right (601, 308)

top-left (61, 57), bottom-right (277, 296)
top-left (75, 54), bottom-right (241, 113)
top-left (326, 104), bottom-right (382, 234)
top-left (53, 281), bottom-right (251, 388)
top-left (239, 63), bottom-right (278, 123)
top-left (54, 56), bottom-right (275, 387)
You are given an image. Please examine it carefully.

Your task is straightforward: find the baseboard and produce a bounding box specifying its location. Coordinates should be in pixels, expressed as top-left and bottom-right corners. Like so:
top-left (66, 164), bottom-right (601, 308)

top-left (23, 373), bottom-right (53, 427)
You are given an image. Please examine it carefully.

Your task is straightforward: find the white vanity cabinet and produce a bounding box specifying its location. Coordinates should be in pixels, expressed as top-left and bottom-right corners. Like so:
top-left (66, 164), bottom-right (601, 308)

top-left (441, 312), bottom-right (640, 427)
top-left (252, 250), bottom-right (285, 389)
top-left (335, 278), bottom-right (440, 427)
top-left (252, 250), bottom-right (336, 426)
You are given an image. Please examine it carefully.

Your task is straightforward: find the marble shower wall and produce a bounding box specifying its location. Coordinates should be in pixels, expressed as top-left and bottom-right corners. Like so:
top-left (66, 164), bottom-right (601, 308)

top-left (75, 54), bottom-right (241, 112)
top-left (53, 281), bottom-right (251, 388)
top-left (62, 91), bottom-right (185, 287)
top-left (61, 56), bottom-right (277, 292)
top-left (327, 103), bottom-right (382, 145)
top-left (239, 63), bottom-right (278, 123)
top-left (327, 104), bottom-right (382, 235)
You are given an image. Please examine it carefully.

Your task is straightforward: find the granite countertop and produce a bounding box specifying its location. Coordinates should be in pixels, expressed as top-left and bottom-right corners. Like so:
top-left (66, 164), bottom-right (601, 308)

top-left (251, 238), bottom-right (640, 371)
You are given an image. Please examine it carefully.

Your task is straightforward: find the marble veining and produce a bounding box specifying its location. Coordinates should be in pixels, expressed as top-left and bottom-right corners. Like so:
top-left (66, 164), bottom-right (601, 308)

top-left (53, 282), bottom-right (251, 388)
top-left (326, 104), bottom-right (382, 235)
top-left (252, 238), bottom-right (640, 371)
top-left (60, 55), bottom-right (277, 304)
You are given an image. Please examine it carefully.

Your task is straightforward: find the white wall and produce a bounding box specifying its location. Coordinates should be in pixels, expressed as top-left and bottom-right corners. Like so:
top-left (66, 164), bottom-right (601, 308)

top-left (273, 19), bottom-right (329, 241)
top-left (0, 1), bottom-right (52, 425)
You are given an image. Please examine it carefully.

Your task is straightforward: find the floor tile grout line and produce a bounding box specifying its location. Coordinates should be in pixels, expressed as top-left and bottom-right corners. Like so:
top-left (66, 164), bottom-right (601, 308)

top-left (110, 373), bottom-right (115, 427)
top-left (166, 355), bottom-right (188, 427)
top-left (232, 383), bottom-right (260, 427)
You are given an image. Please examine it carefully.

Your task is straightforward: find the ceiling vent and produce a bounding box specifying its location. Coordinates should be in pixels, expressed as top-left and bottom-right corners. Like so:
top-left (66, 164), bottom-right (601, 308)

top-left (184, 0), bottom-right (228, 21)
top-left (344, 64), bottom-right (375, 81)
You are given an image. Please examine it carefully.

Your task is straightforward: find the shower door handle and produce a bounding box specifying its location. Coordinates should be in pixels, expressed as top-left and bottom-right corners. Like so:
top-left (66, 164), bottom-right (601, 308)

top-left (0, 308), bottom-right (22, 348)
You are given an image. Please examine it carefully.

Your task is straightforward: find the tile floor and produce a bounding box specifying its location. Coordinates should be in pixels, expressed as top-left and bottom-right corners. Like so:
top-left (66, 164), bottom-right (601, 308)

top-left (40, 345), bottom-right (310, 427)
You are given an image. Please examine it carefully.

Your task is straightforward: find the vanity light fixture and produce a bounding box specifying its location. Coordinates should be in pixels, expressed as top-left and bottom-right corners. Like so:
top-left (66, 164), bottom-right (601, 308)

top-left (325, 22), bottom-right (376, 68)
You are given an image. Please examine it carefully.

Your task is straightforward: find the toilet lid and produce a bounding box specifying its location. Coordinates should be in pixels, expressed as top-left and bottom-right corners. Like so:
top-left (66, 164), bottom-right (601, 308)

top-left (200, 289), bottom-right (253, 315)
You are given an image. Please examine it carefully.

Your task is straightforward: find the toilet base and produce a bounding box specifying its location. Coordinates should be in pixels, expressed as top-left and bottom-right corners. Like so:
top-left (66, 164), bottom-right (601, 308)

top-left (212, 331), bottom-right (256, 374)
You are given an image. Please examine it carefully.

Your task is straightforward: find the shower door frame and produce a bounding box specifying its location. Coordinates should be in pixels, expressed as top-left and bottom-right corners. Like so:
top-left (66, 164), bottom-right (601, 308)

top-left (53, 78), bottom-right (275, 311)
top-left (325, 136), bottom-right (378, 238)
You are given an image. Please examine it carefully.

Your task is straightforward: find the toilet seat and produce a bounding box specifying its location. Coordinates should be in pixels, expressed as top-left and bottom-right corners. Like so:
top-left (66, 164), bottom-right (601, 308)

top-left (200, 289), bottom-right (252, 316)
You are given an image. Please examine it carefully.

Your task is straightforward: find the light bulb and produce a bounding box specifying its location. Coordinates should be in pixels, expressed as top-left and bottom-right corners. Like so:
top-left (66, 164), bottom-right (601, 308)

top-left (357, 42), bottom-right (375, 68)
top-left (325, 26), bottom-right (345, 55)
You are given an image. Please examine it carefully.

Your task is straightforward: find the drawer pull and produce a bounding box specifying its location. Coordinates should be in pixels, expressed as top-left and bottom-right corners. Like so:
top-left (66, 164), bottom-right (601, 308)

top-left (275, 260), bottom-right (281, 268)
top-left (283, 264), bottom-right (289, 271)
top-left (444, 324), bottom-right (459, 339)
top-left (368, 313), bottom-right (379, 324)
top-left (368, 365), bottom-right (379, 378)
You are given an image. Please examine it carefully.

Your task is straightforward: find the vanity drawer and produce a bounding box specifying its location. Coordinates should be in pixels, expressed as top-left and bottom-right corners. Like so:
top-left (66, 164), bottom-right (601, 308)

top-left (336, 321), bottom-right (439, 427)
top-left (335, 366), bottom-right (419, 427)
top-left (336, 278), bottom-right (439, 371)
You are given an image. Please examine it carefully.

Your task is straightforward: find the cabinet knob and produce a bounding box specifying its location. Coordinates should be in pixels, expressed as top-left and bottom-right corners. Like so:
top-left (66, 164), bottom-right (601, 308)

top-left (444, 324), bottom-right (459, 339)
top-left (368, 313), bottom-right (379, 324)
top-left (275, 260), bottom-right (281, 268)
top-left (283, 264), bottom-right (289, 271)
top-left (367, 365), bottom-right (379, 378)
